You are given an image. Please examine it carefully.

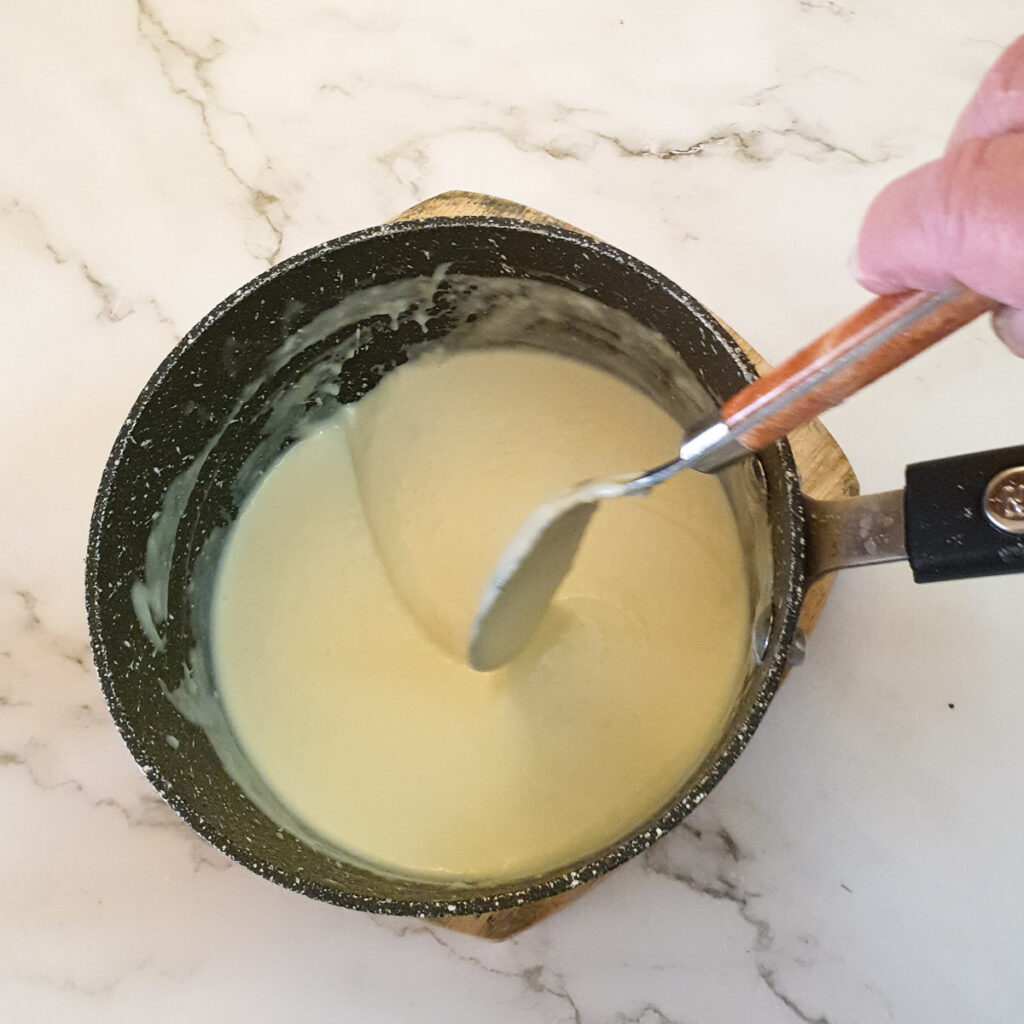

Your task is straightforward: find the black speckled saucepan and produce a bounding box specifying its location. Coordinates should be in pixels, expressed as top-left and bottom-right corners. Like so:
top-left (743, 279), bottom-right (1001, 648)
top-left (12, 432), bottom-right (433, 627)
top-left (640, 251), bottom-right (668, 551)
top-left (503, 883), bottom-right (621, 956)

top-left (86, 214), bottom-right (1024, 919)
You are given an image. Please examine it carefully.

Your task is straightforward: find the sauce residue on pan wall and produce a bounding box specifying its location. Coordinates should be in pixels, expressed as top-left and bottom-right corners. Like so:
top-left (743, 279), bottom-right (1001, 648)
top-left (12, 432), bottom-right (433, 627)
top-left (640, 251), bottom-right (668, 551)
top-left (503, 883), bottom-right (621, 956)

top-left (129, 271), bottom-right (761, 884)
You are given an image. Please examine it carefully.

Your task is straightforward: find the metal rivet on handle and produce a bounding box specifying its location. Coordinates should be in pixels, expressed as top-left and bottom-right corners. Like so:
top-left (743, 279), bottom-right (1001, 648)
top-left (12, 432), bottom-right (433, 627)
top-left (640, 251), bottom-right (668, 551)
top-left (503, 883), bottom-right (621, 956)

top-left (752, 604), bottom-right (773, 663)
top-left (983, 466), bottom-right (1024, 535)
top-left (788, 629), bottom-right (807, 668)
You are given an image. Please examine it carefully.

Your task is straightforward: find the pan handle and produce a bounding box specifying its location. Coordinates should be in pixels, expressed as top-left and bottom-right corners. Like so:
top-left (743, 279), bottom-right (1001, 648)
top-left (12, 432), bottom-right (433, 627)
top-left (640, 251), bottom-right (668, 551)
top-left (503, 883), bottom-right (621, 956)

top-left (804, 444), bottom-right (1024, 581)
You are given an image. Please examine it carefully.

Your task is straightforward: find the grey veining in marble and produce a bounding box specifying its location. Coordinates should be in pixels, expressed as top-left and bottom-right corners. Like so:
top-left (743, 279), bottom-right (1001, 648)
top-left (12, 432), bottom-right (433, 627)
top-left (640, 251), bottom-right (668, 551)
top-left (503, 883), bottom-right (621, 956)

top-left (1, 1), bottom-right (1022, 1021)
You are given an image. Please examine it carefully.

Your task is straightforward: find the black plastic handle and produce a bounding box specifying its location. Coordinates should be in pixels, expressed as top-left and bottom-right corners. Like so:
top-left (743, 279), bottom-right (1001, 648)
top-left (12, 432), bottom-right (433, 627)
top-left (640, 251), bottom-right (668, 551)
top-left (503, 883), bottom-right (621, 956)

top-left (905, 444), bottom-right (1024, 583)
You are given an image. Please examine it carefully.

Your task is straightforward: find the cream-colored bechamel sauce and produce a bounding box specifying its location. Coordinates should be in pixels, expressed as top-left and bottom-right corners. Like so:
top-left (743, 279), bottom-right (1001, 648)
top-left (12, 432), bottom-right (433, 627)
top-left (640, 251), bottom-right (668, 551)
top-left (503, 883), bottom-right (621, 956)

top-left (212, 347), bottom-right (750, 882)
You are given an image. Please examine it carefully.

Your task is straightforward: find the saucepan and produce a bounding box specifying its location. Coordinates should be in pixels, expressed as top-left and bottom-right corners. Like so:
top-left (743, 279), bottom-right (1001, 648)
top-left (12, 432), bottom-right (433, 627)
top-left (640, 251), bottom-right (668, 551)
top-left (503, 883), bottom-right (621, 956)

top-left (86, 196), bottom-right (1024, 920)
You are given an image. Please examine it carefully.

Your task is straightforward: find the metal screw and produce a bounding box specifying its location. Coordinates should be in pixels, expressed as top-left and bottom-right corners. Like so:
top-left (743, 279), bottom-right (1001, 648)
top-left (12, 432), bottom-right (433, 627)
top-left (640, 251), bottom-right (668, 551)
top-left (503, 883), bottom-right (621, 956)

top-left (983, 466), bottom-right (1024, 535)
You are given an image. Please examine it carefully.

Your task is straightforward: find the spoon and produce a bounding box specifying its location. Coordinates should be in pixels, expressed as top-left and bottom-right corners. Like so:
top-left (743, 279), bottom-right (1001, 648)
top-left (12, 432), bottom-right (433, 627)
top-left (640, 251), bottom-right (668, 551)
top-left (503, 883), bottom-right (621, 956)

top-left (468, 287), bottom-right (997, 672)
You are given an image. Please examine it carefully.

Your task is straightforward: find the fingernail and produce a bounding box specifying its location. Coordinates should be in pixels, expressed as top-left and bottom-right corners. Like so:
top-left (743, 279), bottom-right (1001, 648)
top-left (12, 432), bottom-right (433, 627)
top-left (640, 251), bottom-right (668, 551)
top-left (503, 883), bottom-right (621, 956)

top-left (848, 246), bottom-right (891, 294)
top-left (993, 306), bottom-right (1024, 357)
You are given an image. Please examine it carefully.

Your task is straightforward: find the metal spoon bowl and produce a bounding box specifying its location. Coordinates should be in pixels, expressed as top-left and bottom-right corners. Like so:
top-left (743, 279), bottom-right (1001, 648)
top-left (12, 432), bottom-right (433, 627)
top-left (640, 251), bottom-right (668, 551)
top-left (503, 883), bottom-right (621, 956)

top-left (469, 288), bottom-right (993, 671)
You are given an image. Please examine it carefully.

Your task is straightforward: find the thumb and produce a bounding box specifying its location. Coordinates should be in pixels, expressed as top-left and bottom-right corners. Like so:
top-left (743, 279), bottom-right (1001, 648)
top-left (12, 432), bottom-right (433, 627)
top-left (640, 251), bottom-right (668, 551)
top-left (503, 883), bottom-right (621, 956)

top-left (855, 134), bottom-right (1024, 309)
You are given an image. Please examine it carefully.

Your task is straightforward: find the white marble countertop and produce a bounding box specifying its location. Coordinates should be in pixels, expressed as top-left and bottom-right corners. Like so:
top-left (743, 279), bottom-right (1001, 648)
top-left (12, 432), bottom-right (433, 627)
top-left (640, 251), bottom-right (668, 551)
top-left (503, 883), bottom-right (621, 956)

top-left (3, 2), bottom-right (1023, 1021)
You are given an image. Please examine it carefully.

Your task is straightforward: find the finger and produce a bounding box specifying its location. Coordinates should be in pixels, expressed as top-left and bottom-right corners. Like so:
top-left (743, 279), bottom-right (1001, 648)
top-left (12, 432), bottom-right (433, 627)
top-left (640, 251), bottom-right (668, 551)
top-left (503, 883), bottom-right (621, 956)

top-left (949, 35), bottom-right (1024, 147)
top-left (855, 133), bottom-right (1024, 310)
top-left (993, 306), bottom-right (1024, 357)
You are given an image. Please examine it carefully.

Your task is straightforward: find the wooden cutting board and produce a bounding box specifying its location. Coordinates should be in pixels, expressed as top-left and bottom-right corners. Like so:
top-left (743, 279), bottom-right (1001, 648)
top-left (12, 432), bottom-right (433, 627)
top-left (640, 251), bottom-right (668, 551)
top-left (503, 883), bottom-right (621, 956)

top-left (388, 191), bottom-right (859, 939)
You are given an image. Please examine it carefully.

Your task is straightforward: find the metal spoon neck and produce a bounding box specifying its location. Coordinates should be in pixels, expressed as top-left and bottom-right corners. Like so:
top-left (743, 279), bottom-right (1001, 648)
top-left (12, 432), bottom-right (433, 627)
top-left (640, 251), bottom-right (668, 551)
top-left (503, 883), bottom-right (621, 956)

top-left (619, 415), bottom-right (748, 497)
top-left (677, 413), bottom-right (749, 473)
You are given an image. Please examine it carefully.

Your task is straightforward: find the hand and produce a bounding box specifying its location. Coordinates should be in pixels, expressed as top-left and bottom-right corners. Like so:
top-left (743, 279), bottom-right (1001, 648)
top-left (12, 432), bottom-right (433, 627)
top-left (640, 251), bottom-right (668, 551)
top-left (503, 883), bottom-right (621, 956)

top-left (855, 36), bottom-right (1024, 356)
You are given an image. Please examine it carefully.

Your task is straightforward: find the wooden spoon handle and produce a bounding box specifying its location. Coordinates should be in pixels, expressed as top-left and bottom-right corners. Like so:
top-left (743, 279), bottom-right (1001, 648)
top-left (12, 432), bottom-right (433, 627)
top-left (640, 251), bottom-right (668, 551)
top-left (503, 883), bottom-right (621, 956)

top-left (721, 289), bottom-right (998, 451)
